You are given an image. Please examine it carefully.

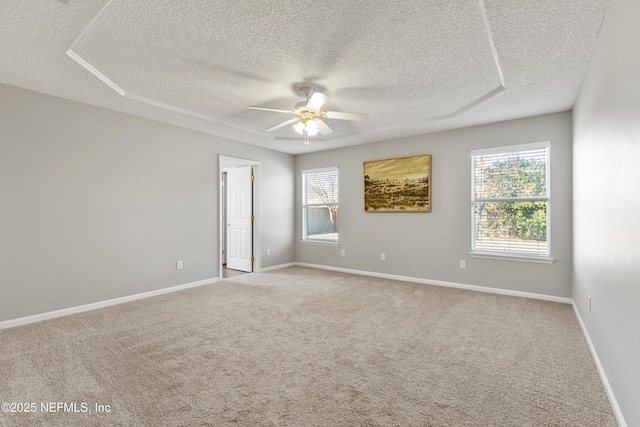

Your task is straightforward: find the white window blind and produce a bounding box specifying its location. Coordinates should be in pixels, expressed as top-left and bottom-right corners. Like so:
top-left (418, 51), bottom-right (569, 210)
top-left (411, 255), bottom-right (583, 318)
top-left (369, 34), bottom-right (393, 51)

top-left (302, 167), bottom-right (339, 243)
top-left (471, 142), bottom-right (550, 256)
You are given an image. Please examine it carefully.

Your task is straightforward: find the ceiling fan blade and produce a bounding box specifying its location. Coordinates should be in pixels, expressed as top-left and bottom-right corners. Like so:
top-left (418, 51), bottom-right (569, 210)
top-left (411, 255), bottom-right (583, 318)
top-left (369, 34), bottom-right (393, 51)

top-left (315, 119), bottom-right (333, 135)
top-left (248, 106), bottom-right (294, 114)
top-left (325, 111), bottom-right (369, 121)
top-left (306, 92), bottom-right (328, 110)
top-left (265, 118), bottom-right (299, 132)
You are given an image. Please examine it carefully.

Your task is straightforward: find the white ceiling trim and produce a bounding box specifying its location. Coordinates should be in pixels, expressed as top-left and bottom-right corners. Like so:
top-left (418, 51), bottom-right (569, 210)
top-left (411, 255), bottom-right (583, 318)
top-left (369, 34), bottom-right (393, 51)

top-left (68, 44), bottom-right (272, 139)
top-left (328, 0), bottom-right (508, 142)
top-left (65, 0), bottom-right (273, 140)
top-left (66, 49), bottom-right (125, 96)
top-left (427, 0), bottom-right (506, 121)
top-left (68, 45), bottom-right (273, 139)
top-left (335, 84), bottom-right (508, 143)
top-left (65, 0), bottom-right (507, 141)
top-left (479, 0), bottom-right (505, 86)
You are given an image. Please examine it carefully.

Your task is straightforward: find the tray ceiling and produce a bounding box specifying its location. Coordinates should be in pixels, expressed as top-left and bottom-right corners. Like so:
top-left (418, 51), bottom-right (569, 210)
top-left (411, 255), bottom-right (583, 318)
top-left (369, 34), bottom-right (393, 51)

top-left (0, 0), bottom-right (609, 154)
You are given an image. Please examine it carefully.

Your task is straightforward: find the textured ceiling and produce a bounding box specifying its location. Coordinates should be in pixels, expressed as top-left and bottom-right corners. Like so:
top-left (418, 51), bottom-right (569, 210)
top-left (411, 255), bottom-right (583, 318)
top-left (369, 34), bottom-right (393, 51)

top-left (0, 0), bottom-right (609, 154)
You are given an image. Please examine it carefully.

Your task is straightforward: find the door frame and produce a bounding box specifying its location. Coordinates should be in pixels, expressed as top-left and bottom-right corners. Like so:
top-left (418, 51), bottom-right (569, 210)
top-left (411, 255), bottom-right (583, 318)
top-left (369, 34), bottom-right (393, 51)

top-left (219, 155), bottom-right (261, 281)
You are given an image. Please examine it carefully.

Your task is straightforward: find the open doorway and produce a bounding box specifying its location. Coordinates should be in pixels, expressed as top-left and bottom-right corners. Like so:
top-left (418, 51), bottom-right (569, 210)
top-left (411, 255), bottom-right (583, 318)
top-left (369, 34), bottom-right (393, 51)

top-left (219, 156), bottom-right (260, 281)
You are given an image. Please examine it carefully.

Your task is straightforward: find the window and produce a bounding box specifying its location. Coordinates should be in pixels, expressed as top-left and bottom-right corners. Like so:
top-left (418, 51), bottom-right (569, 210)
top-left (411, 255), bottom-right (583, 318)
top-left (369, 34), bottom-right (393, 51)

top-left (302, 167), bottom-right (339, 243)
top-left (471, 142), bottom-right (551, 261)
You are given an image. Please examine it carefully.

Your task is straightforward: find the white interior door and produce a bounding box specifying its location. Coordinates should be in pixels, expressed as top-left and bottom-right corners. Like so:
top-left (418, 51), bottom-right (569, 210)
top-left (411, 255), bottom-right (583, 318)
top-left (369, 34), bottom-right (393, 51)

top-left (226, 166), bottom-right (253, 272)
top-left (221, 172), bottom-right (227, 265)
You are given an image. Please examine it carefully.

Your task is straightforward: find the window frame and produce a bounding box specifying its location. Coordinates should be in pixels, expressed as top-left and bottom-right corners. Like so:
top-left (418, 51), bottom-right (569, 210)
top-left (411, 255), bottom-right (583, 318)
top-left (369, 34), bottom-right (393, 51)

top-left (301, 166), bottom-right (339, 245)
top-left (469, 141), bottom-right (554, 264)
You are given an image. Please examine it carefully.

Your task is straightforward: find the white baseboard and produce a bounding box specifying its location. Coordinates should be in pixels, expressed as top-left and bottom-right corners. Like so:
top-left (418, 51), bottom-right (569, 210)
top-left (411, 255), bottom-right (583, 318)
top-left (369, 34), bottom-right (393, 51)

top-left (292, 262), bottom-right (572, 304)
top-left (0, 277), bottom-right (219, 330)
top-left (572, 303), bottom-right (627, 427)
top-left (259, 262), bottom-right (296, 272)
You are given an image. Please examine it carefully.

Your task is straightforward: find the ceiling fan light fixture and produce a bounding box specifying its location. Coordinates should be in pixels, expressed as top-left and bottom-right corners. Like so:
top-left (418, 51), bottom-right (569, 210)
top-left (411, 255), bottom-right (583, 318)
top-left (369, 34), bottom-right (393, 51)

top-left (293, 118), bottom-right (319, 136)
top-left (305, 120), bottom-right (319, 136)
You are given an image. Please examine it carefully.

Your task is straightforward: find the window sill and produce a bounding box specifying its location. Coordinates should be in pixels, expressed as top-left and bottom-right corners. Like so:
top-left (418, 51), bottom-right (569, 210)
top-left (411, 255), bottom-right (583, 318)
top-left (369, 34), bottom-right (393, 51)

top-left (469, 251), bottom-right (554, 264)
top-left (300, 240), bottom-right (339, 247)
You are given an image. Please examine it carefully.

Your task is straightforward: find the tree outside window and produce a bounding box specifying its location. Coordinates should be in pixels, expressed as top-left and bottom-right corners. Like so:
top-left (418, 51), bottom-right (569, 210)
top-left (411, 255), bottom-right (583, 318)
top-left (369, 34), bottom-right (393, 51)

top-left (302, 167), bottom-right (339, 243)
top-left (472, 142), bottom-right (550, 256)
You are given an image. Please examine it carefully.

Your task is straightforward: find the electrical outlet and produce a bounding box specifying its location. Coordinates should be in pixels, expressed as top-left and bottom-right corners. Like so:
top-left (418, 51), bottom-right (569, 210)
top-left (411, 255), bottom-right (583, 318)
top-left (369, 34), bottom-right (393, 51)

top-left (340, 249), bottom-right (345, 257)
top-left (266, 248), bottom-right (271, 256)
top-left (381, 253), bottom-right (386, 261)
top-left (459, 260), bottom-right (466, 269)
top-left (176, 260), bottom-right (183, 270)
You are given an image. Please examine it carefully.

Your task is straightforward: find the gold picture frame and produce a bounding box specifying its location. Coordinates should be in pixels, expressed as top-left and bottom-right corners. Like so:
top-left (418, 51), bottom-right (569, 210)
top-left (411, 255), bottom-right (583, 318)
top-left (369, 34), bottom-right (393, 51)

top-left (364, 154), bottom-right (431, 212)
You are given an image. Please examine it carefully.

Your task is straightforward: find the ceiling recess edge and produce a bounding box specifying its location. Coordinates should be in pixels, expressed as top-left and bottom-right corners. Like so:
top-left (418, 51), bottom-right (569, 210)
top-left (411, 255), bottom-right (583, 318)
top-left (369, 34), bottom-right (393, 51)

top-left (65, 0), bottom-right (507, 142)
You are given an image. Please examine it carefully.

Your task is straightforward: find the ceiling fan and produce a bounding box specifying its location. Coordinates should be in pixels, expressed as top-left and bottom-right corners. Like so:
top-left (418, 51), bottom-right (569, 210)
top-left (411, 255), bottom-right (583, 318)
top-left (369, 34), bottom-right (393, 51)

top-left (248, 87), bottom-right (369, 145)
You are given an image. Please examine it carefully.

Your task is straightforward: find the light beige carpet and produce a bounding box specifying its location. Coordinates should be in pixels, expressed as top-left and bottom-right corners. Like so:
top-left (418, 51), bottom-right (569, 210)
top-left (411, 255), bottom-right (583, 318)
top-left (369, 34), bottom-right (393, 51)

top-left (0, 266), bottom-right (615, 426)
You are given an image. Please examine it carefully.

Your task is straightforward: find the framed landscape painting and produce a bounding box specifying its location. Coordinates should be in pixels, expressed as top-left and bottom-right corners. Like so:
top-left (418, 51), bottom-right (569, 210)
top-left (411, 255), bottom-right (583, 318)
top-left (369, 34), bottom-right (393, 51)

top-left (364, 154), bottom-right (431, 212)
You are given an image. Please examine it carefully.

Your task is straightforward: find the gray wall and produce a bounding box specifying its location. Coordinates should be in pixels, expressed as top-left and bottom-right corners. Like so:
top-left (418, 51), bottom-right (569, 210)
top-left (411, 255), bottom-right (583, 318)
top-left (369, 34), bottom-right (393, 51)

top-left (572, 0), bottom-right (640, 424)
top-left (296, 112), bottom-right (573, 298)
top-left (0, 83), bottom-right (295, 322)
